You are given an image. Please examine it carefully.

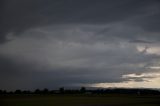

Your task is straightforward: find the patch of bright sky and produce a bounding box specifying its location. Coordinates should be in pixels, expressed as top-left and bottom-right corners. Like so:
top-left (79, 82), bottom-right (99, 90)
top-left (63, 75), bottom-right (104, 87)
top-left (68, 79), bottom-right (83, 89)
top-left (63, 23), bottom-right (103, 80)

top-left (89, 71), bottom-right (160, 88)
top-left (90, 44), bottom-right (160, 88)
top-left (137, 45), bottom-right (160, 55)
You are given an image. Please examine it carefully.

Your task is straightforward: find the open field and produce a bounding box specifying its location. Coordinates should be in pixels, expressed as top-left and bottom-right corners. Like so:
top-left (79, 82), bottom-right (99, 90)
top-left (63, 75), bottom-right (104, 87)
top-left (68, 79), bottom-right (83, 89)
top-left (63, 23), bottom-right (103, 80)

top-left (0, 94), bottom-right (160, 106)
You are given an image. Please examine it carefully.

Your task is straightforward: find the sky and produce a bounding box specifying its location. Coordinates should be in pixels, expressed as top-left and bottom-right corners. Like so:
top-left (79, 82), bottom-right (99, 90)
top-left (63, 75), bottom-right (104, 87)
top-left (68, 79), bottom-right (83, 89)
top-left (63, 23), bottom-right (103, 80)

top-left (0, 0), bottom-right (160, 90)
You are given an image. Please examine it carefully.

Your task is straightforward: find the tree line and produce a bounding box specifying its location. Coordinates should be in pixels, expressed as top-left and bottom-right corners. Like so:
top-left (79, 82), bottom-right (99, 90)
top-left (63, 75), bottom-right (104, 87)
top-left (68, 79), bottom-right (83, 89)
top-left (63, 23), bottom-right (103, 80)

top-left (0, 87), bottom-right (160, 95)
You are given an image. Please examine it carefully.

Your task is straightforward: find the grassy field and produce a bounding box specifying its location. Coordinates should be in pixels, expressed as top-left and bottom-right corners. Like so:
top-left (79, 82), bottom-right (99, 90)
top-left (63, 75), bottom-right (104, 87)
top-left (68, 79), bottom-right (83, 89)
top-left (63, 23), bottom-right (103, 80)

top-left (0, 94), bottom-right (160, 106)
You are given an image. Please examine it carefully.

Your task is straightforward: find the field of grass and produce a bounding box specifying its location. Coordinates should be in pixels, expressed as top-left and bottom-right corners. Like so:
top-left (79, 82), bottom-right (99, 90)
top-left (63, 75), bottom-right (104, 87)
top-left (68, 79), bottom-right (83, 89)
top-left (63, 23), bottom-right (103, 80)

top-left (0, 94), bottom-right (160, 106)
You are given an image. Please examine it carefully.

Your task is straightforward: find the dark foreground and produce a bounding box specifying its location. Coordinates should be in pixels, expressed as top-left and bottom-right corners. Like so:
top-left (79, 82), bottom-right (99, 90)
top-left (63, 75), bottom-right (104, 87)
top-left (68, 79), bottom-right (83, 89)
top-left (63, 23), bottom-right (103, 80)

top-left (0, 94), bottom-right (160, 106)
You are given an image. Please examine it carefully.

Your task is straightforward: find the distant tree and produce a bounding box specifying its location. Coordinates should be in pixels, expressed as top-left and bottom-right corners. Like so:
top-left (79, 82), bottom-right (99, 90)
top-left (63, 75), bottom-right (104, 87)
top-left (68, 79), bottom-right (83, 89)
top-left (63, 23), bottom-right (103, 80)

top-left (80, 87), bottom-right (86, 93)
top-left (0, 90), bottom-right (2, 94)
top-left (43, 88), bottom-right (49, 94)
top-left (50, 90), bottom-right (55, 94)
top-left (59, 87), bottom-right (64, 94)
top-left (22, 90), bottom-right (31, 94)
top-left (3, 90), bottom-right (7, 94)
top-left (15, 90), bottom-right (22, 94)
top-left (34, 89), bottom-right (41, 94)
top-left (8, 91), bottom-right (14, 94)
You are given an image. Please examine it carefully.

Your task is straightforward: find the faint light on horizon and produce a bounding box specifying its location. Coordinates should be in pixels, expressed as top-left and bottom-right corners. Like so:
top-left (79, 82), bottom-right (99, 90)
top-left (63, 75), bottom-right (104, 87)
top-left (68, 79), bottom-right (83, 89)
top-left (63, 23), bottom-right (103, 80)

top-left (122, 73), bottom-right (160, 78)
top-left (137, 45), bottom-right (160, 55)
top-left (89, 78), bottom-right (160, 88)
top-left (89, 72), bottom-right (160, 88)
top-left (148, 66), bottom-right (160, 69)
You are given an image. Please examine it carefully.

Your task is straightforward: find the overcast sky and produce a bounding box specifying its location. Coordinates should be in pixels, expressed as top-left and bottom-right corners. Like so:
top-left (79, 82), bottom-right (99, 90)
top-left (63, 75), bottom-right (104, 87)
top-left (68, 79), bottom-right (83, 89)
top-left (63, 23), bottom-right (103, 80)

top-left (1, 0), bottom-right (160, 90)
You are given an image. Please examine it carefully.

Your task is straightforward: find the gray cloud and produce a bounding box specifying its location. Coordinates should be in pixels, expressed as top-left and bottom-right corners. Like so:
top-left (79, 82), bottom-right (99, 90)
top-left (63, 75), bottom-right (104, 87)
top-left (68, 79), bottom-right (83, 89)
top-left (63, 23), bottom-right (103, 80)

top-left (1, 0), bottom-right (160, 90)
top-left (1, 29), bottom-right (160, 90)
top-left (1, 0), bottom-right (160, 43)
top-left (129, 39), bottom-right (154, 44)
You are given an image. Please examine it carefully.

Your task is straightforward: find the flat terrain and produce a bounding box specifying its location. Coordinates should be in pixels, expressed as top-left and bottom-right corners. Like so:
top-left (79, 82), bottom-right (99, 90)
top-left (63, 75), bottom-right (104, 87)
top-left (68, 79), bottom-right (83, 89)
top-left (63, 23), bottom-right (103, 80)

top-left (0, 94), bottom-right (160, 106)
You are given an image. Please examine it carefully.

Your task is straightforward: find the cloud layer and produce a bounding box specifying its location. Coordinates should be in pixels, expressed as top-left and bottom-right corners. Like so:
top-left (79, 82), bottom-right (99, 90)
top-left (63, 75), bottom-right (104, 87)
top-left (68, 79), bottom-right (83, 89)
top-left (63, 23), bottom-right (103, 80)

top-left (0, 0), bottom-right (160, 90)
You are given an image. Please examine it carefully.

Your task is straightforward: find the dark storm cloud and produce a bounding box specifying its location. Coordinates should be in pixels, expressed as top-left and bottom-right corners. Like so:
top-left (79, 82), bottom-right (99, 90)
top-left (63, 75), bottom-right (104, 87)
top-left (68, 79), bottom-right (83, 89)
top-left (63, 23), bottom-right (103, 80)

top-left (129, 39), bottom-right (154, 44)
top-left (1, 0), bottom-right (160, 43)
top-left (0, 54), bottom-right (124, 90)
top-left (129, 10), bottom-right (160, 32)
top-left (0, 39), bottom-right (160, 90)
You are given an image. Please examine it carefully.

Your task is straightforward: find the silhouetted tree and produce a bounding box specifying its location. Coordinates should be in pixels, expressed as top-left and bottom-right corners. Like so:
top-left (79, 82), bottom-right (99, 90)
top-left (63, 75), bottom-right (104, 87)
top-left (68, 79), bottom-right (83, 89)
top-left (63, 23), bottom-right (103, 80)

top-left (50, 90), bottom-right (55, 94)
top-left (22, 90), bottom-right (31, 94)
top-left (42, 88), bottom-right (49, 94)
top-left (80, 87), bottom-right (86, 93)
top-left (15, 90), bottom-right (22, 94)
top-left (59, 87), bottom-right (64, 94)
top-left (0, 90), bottom-right (2, 94)
top-left (3, 90), bottom-right (7, 94)
top-left (8, 91), bottom-right (14, 94)
top-left (34, 89), bottom-right (41, 94)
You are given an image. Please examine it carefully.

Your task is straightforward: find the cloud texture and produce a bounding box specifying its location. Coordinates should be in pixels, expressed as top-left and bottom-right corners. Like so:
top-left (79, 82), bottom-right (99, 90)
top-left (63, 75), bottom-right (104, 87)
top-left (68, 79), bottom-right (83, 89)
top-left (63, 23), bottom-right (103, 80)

top-left (0, 0), bottom-right (160, 90)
